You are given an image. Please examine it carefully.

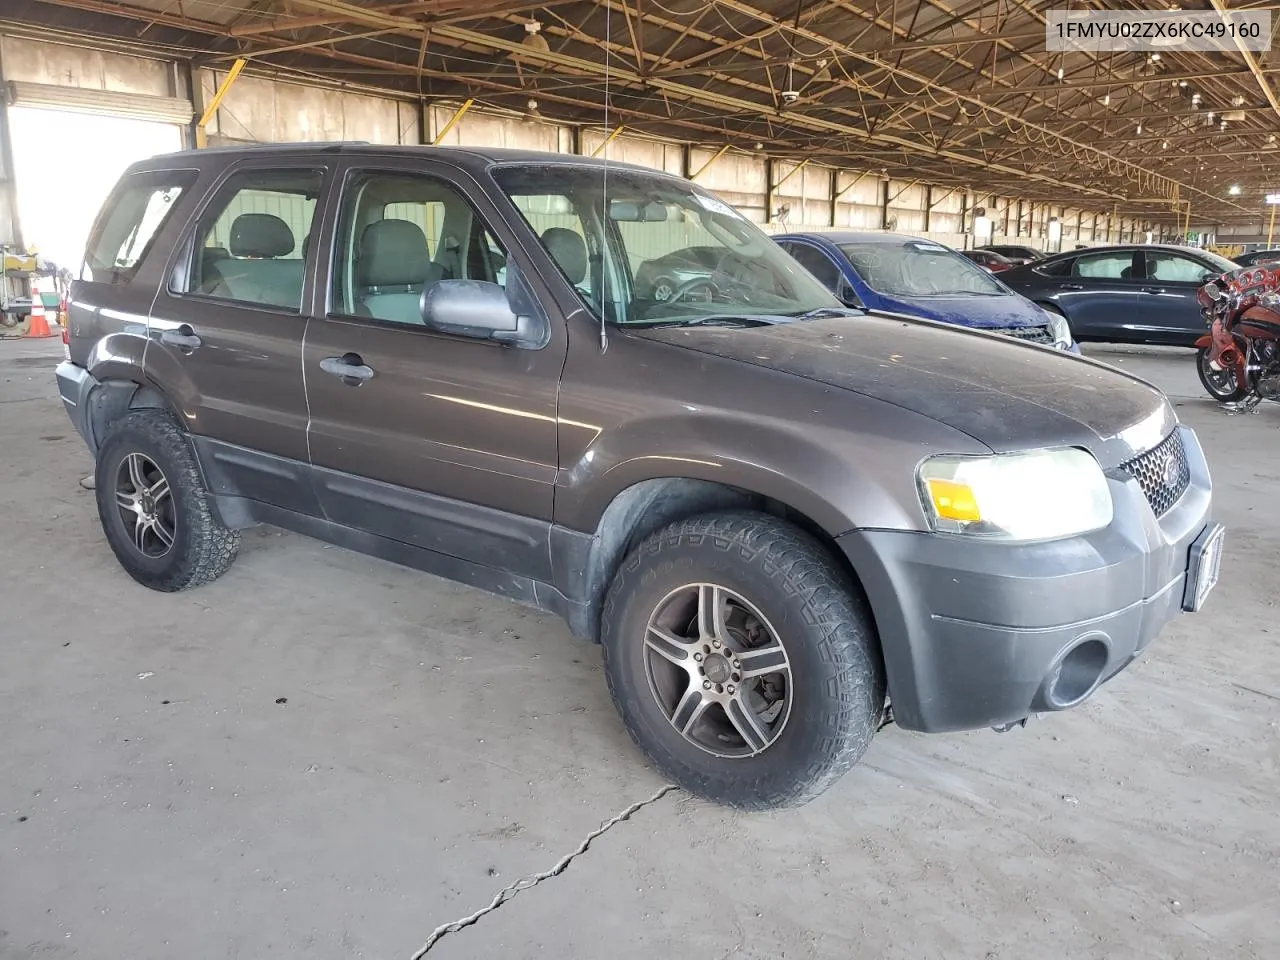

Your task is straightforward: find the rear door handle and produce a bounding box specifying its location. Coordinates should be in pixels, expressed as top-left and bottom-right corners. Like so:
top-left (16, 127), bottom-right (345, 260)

top-left (1141, 286), bottom-right (1166, 294)
top-left (320, 353), bottom-right (375, 384)
top-left (160, 324), bottom-right (202, 350)
top-left (1058, 282), bottom-right (1085, 290)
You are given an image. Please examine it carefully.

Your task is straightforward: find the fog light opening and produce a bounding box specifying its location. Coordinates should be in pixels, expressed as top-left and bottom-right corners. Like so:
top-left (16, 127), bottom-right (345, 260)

top-left (1046, 638), bottom-right (1109, 708)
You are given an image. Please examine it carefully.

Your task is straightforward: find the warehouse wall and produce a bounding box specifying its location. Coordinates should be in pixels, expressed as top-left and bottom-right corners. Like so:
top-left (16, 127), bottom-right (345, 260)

top-left (2, 33), bottom-right (1173, 250)
top-left (0, 35), bottom-right (174, 97)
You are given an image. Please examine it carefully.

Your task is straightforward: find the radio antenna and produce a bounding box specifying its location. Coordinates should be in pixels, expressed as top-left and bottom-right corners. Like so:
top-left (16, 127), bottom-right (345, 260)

top-left (599, 2), bottom-right (611, 353)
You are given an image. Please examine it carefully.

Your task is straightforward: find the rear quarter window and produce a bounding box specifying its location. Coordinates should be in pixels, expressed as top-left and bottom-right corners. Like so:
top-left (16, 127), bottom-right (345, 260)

top-left (1033, 257), bottom-right (1073, 278)
top-left (82, 170), bottom-right (196, 284)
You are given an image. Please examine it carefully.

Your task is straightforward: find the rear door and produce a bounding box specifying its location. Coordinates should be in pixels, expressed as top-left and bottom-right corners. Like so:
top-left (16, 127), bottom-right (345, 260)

top-left (1137, 249), bottom-right (1219, 344)
top-left (1052, 249), bottom-right (1145, 340)
top-left (303, 157), bottom-right (565, 579)
top-left (147, 161), bottom-right (331, 509)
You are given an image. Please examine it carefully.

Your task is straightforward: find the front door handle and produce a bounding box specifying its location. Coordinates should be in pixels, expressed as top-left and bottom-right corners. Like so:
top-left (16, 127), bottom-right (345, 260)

top-left (320, 353), bottom-right (375, 385)
top-left (160, 324), bottom-right (202, 350)
top-left (1141, 286), bottom-right (1166, 294)
top-left (1058, 282), bottom-right (1085, 290)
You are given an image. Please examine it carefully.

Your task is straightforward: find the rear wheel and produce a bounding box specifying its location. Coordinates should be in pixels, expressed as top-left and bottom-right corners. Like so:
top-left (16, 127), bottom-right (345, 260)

top-left (1196, 346), bottom-right (1249, 402)
top-left (601, 511), bottom-right (885, 810)
top-left (94, 410), bottom-right (239, 591)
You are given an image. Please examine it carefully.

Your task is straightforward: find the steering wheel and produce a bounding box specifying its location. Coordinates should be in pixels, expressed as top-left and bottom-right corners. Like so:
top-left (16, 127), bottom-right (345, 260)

top-left (668, 277), bottom-right (719, 303)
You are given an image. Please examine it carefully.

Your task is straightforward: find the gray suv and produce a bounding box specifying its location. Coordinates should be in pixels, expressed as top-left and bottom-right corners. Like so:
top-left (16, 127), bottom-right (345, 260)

top-left (56, 143), bottom-right (1223, 809)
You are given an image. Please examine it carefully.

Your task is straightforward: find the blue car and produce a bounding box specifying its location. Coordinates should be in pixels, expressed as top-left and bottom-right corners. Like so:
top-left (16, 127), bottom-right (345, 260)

top-left (775, 231), bottom-right (1077, 352)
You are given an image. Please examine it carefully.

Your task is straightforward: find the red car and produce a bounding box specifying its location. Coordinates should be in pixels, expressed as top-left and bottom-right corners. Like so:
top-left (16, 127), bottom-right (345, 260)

top-left (961, 249), bottom-right (1015, 273)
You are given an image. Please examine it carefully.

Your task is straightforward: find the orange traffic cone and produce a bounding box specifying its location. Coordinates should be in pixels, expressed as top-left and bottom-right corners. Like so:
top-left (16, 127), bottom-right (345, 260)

top-left (25, 301), bottom-right (55, 339)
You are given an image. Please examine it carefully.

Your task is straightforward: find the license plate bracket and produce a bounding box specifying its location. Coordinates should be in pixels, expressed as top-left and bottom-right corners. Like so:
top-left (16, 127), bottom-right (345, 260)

top-left (1182, 523), bottom-right (1225, 613)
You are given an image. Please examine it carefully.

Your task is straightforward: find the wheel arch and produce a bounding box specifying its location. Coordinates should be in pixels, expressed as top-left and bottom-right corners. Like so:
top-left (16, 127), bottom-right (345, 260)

top-left (551, 475), bottom-right (872, 643)
top-left (84, 377), bottom-right (187, 456)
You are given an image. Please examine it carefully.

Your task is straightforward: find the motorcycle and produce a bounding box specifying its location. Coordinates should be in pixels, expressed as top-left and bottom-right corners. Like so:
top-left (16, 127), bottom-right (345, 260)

top-left (1196, 265), bottom-right (1280, 411)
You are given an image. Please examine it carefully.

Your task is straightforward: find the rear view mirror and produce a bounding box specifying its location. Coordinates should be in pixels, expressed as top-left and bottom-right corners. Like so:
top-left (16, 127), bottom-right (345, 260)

top-left (421, 279), bottom-right (546, 348)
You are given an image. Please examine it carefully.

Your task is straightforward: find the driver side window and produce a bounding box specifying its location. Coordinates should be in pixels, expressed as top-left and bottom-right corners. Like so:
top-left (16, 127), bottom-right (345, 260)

top-left (1146, 252), bottom-right (1212, 283)
top-left (331, 171), bottom-right (506, 327)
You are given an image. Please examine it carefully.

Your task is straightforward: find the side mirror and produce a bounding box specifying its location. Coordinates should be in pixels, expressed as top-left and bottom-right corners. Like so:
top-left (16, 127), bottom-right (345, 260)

top-left (421, 278), bottom-right (546, 348)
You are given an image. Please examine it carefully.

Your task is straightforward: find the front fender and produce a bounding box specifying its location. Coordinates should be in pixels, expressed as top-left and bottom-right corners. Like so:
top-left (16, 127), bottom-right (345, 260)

top-left (555, 406), bottom-right (983, 536)
top-left (1194, 333), bottom-right (1212, 349)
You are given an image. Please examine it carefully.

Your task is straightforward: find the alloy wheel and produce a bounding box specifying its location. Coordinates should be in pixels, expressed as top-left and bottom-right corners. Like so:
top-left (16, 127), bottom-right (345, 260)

top-left (643, 582), bottom-right (792, 758)
top-left (1199, 350), bottom-right (1240, 398)
top-left (114, 452), bottom-right (176, 558)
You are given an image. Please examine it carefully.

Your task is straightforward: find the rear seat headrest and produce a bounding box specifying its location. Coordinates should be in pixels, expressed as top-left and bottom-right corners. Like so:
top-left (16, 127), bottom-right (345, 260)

top-left (358, 219), bottom-right (432, 287)
top-left (230, 213), bottom-right (295, 258)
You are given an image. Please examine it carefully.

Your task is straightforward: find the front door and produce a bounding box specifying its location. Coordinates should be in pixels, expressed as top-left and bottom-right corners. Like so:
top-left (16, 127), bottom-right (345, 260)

top-left (1137, 249), bottom-right (1218, 344)
top-left (1054, 249), bottom-right (1146, 340)
top-left (303, 159), bottom-right (565, 580)
top-left (147, 161), bottom-right (330, 509)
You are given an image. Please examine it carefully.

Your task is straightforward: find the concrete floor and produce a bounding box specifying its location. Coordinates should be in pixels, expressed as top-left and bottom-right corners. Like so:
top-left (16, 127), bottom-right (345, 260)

top-left (1, 336), bottom-right (1277, 960)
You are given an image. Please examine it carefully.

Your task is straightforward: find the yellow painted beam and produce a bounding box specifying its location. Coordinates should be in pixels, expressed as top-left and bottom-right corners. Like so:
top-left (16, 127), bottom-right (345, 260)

top-left (688, 143), bottom-right (730, 181)
top-left (195, 57), bottom-right (246, 148)
top-left (591, 124), bottom-right (625, 157)
top-left (431, 98), bottom-right (474, 146)
top-left (771, 157), bottom-right (810, 189)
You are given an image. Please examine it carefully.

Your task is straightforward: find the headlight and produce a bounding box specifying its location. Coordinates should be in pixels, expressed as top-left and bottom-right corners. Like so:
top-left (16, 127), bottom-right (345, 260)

top-left (1042, 308), bottom-right (1073, 350)
top-left (918, 448), bottom-right (1112, 541)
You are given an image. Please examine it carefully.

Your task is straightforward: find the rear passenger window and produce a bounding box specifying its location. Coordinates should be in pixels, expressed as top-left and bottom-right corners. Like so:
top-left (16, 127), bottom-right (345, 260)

top-left (184, 168), bottom-right (323, 312)
top-left (331, 171), bottom-right (507, 327)
top-left (1033, 257), bottom-right (1072, 278)
top-left (82, 171), bottom-right (195, 283)
top-left (1073, 252), bottom-right (1136, 280)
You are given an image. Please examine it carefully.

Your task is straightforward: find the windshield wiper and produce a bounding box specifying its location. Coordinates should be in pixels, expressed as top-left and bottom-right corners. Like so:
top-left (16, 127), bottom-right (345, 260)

top-left (788, 306), bottom-right (862, 320)
top-left (631, 314), bottom-right (791, 328)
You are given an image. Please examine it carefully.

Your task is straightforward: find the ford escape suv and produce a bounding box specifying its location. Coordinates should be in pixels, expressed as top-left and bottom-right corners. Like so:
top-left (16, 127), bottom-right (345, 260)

top-left (57, 143), bottom-right (1223, 810)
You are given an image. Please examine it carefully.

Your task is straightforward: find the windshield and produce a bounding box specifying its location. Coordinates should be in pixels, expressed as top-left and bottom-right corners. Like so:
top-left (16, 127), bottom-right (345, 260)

top-left (492, 164), bottom-right (841, 325)
top-left (839, 240), bottom-right (1005, 298)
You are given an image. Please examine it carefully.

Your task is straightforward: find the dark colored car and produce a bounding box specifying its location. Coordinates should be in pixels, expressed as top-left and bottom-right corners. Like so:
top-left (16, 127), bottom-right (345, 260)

top-left (999, 244), bottom-right (1240, 346)
top-left (961, 249), bottom-right (1015, 273)
top-left (57, 144), bottom-right (1221, 810)
top-left (632, 245), bottom-right (724, 301)
top-left (978, 244), bottom-right (1044, 265)
top-left (776, 231), bottom-right (1076, 350)
top-left (1233, 249), bottom-right (1280, 267)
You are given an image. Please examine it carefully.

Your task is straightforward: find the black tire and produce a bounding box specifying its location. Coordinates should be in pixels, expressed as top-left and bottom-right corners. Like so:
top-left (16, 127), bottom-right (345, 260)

top-left (1196, 346), bottom-right (1249, 403)
top-left (94, 410), bottom-right (239, 591)
top-left (601, 511), bottom-right (885, 810)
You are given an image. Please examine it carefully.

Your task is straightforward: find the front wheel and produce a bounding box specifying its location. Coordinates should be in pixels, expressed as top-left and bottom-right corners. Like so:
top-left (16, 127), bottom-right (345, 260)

top-left (601, 512), bottom-right (885, 810)
top-left (1196, 346), bottom-right (1249, 402)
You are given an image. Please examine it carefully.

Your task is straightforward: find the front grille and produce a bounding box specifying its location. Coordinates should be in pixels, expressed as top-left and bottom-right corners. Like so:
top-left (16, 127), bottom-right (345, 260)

top-left (1120, 430), bottom-right (1191, 517)
top-left (1004, 324), bottom-right (1054, 345)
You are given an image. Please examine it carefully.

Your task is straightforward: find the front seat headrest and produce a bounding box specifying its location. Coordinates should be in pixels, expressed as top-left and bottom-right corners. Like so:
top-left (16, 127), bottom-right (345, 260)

top-left (358, 219), bottom-right (432, 287)
top-left (541, 227), bottom-right (588, 286)
top-left (229, 213), bottom-right (295, 258)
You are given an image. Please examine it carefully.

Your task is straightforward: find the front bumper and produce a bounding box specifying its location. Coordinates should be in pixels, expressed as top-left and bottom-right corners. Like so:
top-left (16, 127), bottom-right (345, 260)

top-left (839, 424), bottom-right (1216, 733)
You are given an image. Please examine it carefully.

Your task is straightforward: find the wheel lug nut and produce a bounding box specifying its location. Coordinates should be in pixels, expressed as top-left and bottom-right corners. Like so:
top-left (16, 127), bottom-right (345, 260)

top-left (694, 653), bottom-right (703, 661)
top-left (727, 684), bottom-right (735, 694)
top-left (712, 639), bottom-right (721, 648)
top-left (703, 680), bottom-right (712, 690)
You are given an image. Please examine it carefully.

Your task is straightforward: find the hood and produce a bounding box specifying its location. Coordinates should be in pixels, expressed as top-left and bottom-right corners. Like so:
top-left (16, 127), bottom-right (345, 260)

top-left (873, 292), bottom-right (1044, 330)
top-left (633, 315), bottom-right (1172, 465)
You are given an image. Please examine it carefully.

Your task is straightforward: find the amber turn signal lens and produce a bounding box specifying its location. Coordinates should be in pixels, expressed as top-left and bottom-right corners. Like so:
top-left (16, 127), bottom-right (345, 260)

top-left (925, 478), bottom-right (982, 523)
